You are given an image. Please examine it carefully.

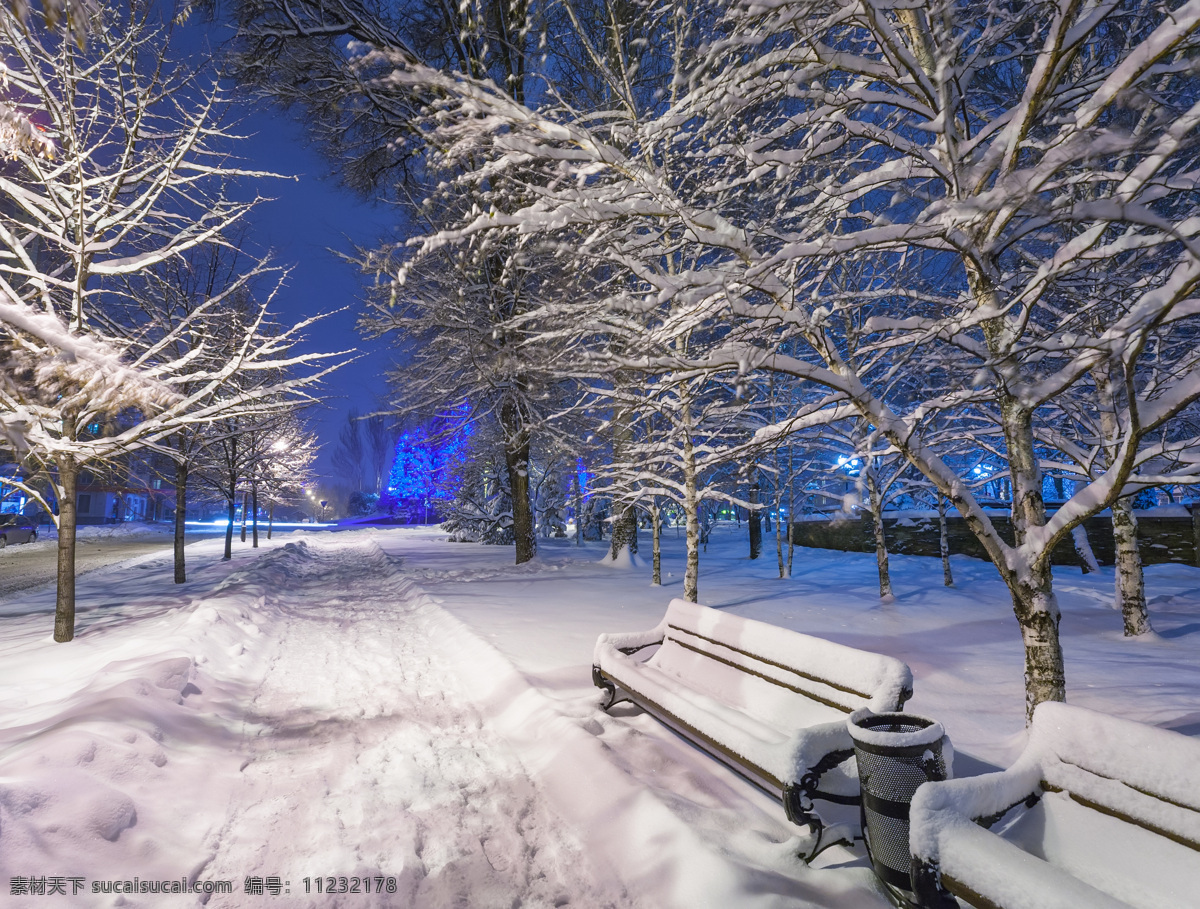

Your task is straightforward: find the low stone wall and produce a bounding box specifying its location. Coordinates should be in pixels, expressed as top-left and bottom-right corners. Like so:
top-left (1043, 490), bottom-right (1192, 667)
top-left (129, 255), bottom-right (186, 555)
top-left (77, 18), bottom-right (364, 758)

top-left (789, 511), bottom-right (1199, 568)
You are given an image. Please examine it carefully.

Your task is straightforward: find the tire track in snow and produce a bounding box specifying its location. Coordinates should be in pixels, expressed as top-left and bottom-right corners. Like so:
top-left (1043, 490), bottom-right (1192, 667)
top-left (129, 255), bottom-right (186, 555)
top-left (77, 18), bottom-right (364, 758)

top-left (202, 540), bottom-right (632, 909)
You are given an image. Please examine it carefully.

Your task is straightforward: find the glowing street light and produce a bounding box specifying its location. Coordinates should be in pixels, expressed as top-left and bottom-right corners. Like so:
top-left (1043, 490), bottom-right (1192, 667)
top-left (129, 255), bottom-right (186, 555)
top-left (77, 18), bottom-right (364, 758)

top-left (836, 455), bottom-right (862, 474)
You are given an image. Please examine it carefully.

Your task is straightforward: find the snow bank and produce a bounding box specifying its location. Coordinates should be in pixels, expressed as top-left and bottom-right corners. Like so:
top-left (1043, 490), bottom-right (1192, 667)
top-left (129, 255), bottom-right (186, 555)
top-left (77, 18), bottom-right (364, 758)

top-left (30, 521), bottom-right (176, 542)
top-left (0, 544), bottom-right (288, 903)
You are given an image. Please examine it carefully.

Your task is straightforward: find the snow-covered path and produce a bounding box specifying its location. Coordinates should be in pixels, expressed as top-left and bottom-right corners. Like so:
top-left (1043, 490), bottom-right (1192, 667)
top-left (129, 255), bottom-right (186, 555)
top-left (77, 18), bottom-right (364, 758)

top-left (202, 539), bottom-right (630, 908)
top-left (0, 536), bottom-right (635, 908)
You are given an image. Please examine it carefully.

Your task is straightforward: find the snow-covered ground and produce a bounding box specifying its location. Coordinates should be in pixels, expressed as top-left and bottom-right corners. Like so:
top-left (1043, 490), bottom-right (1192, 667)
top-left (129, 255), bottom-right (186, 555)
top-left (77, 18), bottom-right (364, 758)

top-left (0, 524), bottom-right (1197, 907)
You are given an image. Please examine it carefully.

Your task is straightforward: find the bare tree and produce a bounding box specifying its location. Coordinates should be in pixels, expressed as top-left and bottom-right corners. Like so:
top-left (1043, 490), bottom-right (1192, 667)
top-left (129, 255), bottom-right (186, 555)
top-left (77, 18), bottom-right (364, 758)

top-left (370, 0), bottom-right (1200, 717)
top-left (363, 411), bottom-right (394, 495)
top-left (330, 409), bottom-right (366, 493)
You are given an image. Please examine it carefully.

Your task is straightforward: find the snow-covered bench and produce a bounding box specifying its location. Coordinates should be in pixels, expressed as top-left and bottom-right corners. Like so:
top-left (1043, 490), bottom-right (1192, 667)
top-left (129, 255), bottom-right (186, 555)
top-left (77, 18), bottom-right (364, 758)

top-left (909, 702), bottom-right (1200, 909)
top-left (591, 598), bottom-right (914, 843)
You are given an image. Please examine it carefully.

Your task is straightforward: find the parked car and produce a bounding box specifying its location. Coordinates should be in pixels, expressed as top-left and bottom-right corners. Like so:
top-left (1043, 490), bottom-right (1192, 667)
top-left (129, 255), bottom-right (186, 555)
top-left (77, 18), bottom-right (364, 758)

top-left (0, 513), bottom-right (39, 546)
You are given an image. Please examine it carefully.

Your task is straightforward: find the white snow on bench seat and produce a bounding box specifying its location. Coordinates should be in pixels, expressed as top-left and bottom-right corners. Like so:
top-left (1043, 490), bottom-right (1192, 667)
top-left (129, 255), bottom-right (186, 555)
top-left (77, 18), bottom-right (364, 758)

top-left (594, 599), bottom-right (913, 798)
top-left (911, 702), bottom-right (1200, 909)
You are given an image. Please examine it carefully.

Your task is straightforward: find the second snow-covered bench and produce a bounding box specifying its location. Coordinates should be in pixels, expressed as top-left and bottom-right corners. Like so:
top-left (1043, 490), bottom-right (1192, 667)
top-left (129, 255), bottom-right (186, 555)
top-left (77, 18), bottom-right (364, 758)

top-left (910, 702), bottom-right (1200, 909)
top-left (592, 598), bottom-right (913, 838)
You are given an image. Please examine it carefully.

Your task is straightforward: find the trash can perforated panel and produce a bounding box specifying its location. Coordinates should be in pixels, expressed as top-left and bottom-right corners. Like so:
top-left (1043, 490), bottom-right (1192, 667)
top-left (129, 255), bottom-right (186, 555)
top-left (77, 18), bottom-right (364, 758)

top-left (848, 712), bottom-right (950, 904)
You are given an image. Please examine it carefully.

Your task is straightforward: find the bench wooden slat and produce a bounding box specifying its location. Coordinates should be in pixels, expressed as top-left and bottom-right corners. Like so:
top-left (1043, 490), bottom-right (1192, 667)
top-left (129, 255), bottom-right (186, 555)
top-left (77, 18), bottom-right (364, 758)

top-left (1056, 757), bottom-right (1200, 815)
top-left (667, 635), bottom-right (857, 715)
top-left (593, 664), bottom-right (787, 794)
top-left (942, 873), bottom-right (1007, 909)
top-left (1041, 782), bottom-right (1200, 854)
top-left (665, 623), bottom-right (874, 701)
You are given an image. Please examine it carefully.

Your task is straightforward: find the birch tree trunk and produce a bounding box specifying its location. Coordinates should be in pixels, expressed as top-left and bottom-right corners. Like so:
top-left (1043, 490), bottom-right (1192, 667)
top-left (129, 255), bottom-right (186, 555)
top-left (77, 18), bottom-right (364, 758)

top-left (1112, 497), bottom-right (1151, 635)
top-left (1072, 525), bottom-right (1099, 573)
top-left (866, 469), bottom-right (892, 600)
top-left (999, 391), bottom-right (1067, 716)
top-left (267, 503), bottom-right (274, 540)
top-left (1012, 560), bottom-right (1067, 718)
top-left (174, 458), bottom-right (188, 584)
top-left (651, 500), bottom-right (661, 586)
top-left (251, 479), bottom-right (259, 548)
top-left (786, 480), bottom-right (795, 577)
top-left (609, 391), bottom-right (638, 562)
top-left (53, 456), bottom-right (79, 643)
top-left (1094, 362), bottom-right (1151, 635)
top-left (973, 260), bottom-right (1068, 717)
top-left (937, 492), bottom-right (953, 587)
top-left (747, 466), bottom-right (762, 560)
top-left (240, 490), bottom-right (248, 542)
top-left (681, 391), bottom-right (700, 603)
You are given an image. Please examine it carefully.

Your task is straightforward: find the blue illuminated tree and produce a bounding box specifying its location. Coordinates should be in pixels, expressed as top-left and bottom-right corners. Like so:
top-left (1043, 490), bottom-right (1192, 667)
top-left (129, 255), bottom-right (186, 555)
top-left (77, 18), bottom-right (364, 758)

top-left (384, 429), bottom-right (435, 519)
top-left (384, 409), bottom-right (478, 522)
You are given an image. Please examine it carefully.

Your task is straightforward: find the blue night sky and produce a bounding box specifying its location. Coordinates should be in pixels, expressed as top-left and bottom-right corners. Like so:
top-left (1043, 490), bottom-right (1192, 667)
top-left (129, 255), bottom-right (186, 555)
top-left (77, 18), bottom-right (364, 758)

top-left (182, 20), bottom-right (401, 482)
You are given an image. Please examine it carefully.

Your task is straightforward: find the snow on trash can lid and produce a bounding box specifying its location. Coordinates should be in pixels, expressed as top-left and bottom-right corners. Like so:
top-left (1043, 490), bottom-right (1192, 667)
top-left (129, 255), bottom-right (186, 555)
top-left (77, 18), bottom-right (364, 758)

top-left (847, 708), bottom-right (945, 751)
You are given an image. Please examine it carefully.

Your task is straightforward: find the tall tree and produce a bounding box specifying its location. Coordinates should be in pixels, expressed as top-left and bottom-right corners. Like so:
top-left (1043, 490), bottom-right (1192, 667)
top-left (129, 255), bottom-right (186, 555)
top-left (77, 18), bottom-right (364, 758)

top-left (0, 0), bottom-right (343, 639)
top-left (371, 0), bottom-right (1200, 717)
top-left (330, 408), bottom-right (367, 493)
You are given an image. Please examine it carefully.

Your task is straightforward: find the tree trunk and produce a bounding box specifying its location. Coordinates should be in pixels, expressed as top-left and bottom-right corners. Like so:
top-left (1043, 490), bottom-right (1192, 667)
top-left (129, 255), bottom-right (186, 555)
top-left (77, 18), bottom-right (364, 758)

top-left (748, 466), bottom-right (762, 560)
top-left (1094, 361), bottom-right (1151, 636)
top-left (267, 503), bottom-right (274, 541)
top-left (786, 480), bottom-right (795, 577)
top-left (53, 456), bottom-right (79, 643)
top-left (651, 500), bottom-right (661, 586)
top-left (1072, 524), bottom-right (1099, 574)
top-left (501, 400), bottom-right (536, 564)
top-left (775, 489), bottom-right (787, 579)
top-left (223, 496), bottom-right (235, 561)
top-left (174, 458), bottom-right (187, 584)
top-left (609, 504), bottom-right (638, 561)
top-left (572, 474), bottom-right (583, 547)
top-left (251, 480), bottom-right (259, 548)
top-left (608, 393), bottom-right (638, 562)
top-left (681, 400), bottom-right (701, 603)
top-left (1012, 561), bottom-right (1067, 719)
top-left (866, 470), bottom-right (892, 600)
top-left (1112, 497), bottom-right (1151, 635)
top-left (993, 385), bottom-right (1065, 718)
top-left (240, 489), bottom-right (248, 542)
top-left (937, 492), bottom-right (953, 587)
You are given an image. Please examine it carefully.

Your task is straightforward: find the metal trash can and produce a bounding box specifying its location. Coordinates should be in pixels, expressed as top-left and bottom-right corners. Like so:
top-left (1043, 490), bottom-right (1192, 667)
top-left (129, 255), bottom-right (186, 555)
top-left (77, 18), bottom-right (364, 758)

top-left (848, 709), bottom-right (952, 907)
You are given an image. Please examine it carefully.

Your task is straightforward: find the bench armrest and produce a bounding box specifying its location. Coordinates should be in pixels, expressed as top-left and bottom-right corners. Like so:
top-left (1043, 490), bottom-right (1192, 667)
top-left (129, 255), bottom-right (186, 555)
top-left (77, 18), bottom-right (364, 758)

top-left (908, 762), bottom-right (1127, 909)
top-left (911, 761), bottom-right (1043, 856)
top-left (917, 814), bottom-right (1131, 909)
top-left (593, 624), bottom-right (666, 664)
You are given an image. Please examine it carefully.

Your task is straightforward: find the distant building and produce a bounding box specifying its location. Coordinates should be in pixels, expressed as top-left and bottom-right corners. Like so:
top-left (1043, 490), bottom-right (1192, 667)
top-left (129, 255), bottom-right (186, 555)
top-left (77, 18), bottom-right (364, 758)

top-left (75, 453), bottom-right (175, 525)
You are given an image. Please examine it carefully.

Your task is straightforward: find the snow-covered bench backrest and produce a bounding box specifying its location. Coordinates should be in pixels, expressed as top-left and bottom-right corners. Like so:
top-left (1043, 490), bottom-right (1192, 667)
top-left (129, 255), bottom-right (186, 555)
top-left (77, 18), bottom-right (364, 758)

top-left (912, 703), bottom-right (1200, 909)
top-left (1031, 702), bottom-right (1200, 851)
top-left (653, 598), bottom-right (912, 714)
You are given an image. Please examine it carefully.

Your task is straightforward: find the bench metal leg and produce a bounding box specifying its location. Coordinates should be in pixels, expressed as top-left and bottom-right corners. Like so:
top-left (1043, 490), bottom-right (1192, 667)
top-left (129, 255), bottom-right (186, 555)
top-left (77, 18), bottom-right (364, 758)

top-left (909, 860), bottom-right (959, 908)
top-left (592, 666), bottom-right (619, 710)
top-left (783, 782), bottom-right (856, 862)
